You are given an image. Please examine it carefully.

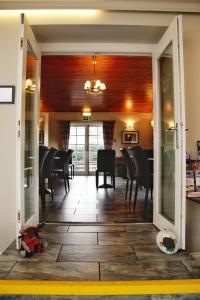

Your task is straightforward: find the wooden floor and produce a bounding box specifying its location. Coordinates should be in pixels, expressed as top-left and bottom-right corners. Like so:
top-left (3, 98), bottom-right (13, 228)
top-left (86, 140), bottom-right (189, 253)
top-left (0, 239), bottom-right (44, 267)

top-left (40, 176), bottom-right (153, 224)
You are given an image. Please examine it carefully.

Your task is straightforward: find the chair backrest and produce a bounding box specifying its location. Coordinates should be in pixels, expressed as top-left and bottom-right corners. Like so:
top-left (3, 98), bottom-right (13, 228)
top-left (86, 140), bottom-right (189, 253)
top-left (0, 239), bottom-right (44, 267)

top-left (120, 148), bottom-right (136, 179)
top-left (54, 149), bottom-right (74, 171)
top-left (97, 149), bottom-right (116, 172)
top-left (130, 146), bottom-right (151, 187)
top-left (42, 147), bottom-right (58, 179)
top-left (39, 146), bottom-right (49, 184)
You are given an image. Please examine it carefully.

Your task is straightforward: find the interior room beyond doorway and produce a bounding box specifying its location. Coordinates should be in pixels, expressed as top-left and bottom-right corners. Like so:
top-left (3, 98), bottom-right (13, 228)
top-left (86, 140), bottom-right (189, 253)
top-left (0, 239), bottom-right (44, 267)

top-left (39, 55), bottom-right (154, 224)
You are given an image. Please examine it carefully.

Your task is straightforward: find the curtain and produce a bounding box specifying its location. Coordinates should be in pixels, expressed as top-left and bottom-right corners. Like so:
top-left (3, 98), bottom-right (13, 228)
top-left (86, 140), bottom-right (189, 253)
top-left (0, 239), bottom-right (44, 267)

top-left (59, 121), bottom-right (70, 150)
top-left (103, 121), bottom-right (115, 150)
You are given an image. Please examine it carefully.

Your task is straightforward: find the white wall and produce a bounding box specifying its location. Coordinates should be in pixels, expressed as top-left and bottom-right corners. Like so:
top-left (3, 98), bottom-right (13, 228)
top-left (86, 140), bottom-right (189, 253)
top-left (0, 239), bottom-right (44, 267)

top-left (0, 14), bottom-right (20, 254)
top-left (47, 112), bottom-right (153, 156)
top-left (183, 15), bottom-right (200, 254)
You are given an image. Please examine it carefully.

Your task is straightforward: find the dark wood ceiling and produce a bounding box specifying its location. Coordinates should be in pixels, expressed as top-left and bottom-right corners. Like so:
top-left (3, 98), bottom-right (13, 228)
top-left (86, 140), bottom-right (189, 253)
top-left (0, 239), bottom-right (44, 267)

top-left (40, 55), bottom-right (153, 113)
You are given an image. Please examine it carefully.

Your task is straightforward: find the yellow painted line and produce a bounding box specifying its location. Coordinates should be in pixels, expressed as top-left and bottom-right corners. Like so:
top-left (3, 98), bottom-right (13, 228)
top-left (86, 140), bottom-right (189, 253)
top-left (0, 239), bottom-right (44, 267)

top-left (0, 279), bottom-right (200, 295)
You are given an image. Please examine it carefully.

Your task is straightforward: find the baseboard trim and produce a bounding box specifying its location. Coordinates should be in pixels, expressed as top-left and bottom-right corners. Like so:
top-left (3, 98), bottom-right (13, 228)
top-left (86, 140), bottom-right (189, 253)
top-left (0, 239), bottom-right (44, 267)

top-left (0, 279), bottom-right (200, 295)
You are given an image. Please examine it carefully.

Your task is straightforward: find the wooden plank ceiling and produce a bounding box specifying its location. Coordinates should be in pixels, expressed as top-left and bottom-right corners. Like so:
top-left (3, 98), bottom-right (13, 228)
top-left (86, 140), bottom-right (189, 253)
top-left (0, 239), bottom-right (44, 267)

top-left (40, 55), bottom-right (153, 113)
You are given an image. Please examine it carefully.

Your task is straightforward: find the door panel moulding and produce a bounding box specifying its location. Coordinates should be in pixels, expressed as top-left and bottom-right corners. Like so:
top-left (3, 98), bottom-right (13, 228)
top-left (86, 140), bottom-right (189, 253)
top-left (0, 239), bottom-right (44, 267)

top-left (40, 43), bottom-right (156, 55)
top-left (0, 1), bottom-right (200, 13)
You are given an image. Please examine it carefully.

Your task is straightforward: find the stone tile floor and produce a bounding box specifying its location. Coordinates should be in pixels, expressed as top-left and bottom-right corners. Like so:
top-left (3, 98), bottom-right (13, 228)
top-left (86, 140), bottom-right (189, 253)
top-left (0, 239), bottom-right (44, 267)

top-left (0, 223), bottom-right (199, 281)
top-left (39, 176), bottom-right (153, 224)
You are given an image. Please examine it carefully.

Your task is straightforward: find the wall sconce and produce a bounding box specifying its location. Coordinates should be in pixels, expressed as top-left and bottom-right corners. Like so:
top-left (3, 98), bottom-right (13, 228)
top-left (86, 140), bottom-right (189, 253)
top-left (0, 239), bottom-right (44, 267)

top-left (151, 120), bottom-right (154, 127)
top-left (126, 120), bottom-right (134, 130)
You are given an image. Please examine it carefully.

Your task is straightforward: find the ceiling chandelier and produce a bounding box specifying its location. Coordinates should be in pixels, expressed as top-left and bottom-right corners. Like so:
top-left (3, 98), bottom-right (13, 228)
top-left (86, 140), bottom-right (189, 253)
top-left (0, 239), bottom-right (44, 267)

top-left (84, 55), bottom-right (106, 96)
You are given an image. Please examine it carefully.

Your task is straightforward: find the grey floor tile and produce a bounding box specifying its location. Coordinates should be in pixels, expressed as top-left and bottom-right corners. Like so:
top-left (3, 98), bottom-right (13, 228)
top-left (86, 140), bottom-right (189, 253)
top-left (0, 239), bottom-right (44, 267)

top-left (126, 224), bottom-right (158, 232)
top-left (41, 232), bottom-right (97, 245)
top-left (41, 225), bottom-right (69, 233)
top-left (58, 245), bottom-right (136, 263)
top-left (134, 244), bottom-right (192, 262)
top-left (0, 244), bottom-right (62, 262)
top-left (68, 225), bottom-right (126, 233)
top-left (98, 231), bottom-right (157, 245)
top-left (6, 261), bottom-right (99, 280)
top-left (183, 259), bottom-right (200, 278)
top-left (0, 260), bottom-right (15, 272)
top-left (100, 261), bottom-right (192, 280)
top-left (46, 214), bottom-right (97, 222)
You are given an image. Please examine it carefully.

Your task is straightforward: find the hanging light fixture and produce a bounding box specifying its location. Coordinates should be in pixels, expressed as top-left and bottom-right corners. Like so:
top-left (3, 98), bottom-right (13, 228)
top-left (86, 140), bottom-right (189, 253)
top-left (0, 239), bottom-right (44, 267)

top-left (84, 55), bottom-right (106, 95)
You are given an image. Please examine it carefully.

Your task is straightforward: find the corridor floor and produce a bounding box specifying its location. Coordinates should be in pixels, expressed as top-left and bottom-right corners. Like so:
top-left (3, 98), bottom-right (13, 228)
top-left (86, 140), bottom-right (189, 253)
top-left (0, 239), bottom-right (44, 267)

top-left (0, 223), bottom-right (199, 281)
top-left (40, 176), bottom-right (153, 223)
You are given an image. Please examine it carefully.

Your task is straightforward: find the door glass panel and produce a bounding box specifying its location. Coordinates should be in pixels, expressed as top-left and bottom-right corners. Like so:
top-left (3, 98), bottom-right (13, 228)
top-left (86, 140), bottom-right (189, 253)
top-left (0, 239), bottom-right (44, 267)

top-left (24, 43), bottom-right (37, 222)
top-left (159, 42), bottom-right (175, 223)
top-left (89, 125), bottom-right (104, 173)
top-left (69, 125), bottom-right (86, 173)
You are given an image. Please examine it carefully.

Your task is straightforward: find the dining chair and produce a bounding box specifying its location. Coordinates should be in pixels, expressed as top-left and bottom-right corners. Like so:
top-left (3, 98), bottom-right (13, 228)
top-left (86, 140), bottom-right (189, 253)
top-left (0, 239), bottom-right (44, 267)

top-left (39, 146), bottom-right (50, 211)
top-left (41, 147), bottom-right (58, 205)
top-left (130, 146), bottom-right (153, 220)
top-left (52, 149), bottom-right (73, 193)
top-left (120, 148), bottom-right (136, 203)
top-left (96, 149), bottom-right (116, 189)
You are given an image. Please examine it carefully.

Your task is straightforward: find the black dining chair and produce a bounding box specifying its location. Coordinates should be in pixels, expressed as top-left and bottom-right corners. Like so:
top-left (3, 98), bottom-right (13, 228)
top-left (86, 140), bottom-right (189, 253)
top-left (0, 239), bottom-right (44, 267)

top-left (120, 148), bottom-right (136, 203)
top-left (39, 146), bottom-right (50, 211)
top-left (96, 149), bottom-right (116, 189)
top-left (52, 149), bottom-right (74, 193)
top-left (41, 147), bottom-right (58, 206)
top-left (130, 146), bottom-right (153, 220)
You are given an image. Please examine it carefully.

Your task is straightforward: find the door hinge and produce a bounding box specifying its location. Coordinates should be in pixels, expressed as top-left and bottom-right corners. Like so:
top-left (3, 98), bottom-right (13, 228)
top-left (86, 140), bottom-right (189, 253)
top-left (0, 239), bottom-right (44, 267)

top-left (18, 130), bottom-right (20, 138)
top-left (20, 38), bottom-right (24, 48)
top-left (17, 211), bottom-right (21, 222)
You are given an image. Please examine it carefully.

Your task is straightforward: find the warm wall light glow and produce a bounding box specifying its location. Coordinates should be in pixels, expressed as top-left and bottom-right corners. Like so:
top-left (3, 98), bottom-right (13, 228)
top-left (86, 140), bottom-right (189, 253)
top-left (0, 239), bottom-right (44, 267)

top-left (126, 120), bottom-right (135, 130)
top-left (151, 120), bottom-right (154, 127)
top-left (126, 100), bottom-right (132, 110)
top-left (168, 120), bottom-right (175, 128)
top-left (82, 107), bottom-right (91, 113)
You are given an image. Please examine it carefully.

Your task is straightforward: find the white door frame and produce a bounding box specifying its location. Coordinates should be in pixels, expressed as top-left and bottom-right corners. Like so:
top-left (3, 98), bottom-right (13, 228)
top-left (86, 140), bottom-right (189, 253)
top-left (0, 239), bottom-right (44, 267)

top-left (153, 15), bottom-right (186, 249)
top-left (16, 13), bottom-right (41, 244)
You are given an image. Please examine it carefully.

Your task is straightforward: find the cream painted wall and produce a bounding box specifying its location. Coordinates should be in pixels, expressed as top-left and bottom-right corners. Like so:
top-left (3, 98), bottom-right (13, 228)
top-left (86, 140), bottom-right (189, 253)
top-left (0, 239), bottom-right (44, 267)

top-left (183, 15), bottom-right (200, 254)
top-left (183, 15), bottom-right (200, 159)
top-left (0, 14), bottom-right (20, 254)
top-left (47, 112), bottom-right (153, 156)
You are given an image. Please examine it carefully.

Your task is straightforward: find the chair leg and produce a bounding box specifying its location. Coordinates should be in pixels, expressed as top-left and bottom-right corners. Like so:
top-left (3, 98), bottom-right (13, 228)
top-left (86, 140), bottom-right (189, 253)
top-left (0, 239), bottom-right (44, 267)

top-left (143, 187), bottom-right (149, 220)
top-left (133, 183), bottom-right (139, 212)
top-left (129, 180), bottom-right (133, 204)
top-left (49, 177), bottom-right (54, 201)
top-left (67, 176), bottom-right (70, 191)
top-left (41, 189), bottom-right (46, 212)
top-left (150, 187), bottom-right (153, 200)
top-left (96, 170), bottom-right (99, 189)
top-left (64, 176), bottom-right (67, 193)
top-left (125, 179), bottom-right (129, 200)
top-left (113, 173), bottom-right (115, 190)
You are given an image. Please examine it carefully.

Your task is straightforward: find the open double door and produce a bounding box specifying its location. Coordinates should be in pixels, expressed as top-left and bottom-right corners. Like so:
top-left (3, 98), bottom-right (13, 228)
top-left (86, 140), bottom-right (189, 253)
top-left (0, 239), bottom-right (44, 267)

top-left (16, 14), bottom-right (186, 249)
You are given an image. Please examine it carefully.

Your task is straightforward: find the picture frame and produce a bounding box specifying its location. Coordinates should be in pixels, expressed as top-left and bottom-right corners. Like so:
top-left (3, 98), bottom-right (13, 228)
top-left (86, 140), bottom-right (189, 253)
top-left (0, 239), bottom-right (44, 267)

top-left (0, 85), bottom-right (15, 104)
top-left (122, 131), bottom-right (139, 144)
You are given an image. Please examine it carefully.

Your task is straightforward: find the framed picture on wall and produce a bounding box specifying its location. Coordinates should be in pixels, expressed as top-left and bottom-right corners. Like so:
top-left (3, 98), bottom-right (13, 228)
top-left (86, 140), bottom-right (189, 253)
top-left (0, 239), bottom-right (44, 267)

top-left (122, 131), bottom-right (139, 144)
top-left (0, 86), bottom-right (15, 104)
